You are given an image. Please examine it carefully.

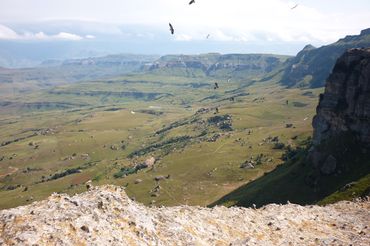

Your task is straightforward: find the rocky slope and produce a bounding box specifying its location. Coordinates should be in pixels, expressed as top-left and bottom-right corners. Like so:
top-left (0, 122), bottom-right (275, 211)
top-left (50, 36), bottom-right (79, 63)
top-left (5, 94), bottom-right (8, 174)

top-left (312, 48), bottom-right (370, 146)
top-left (0, 185), bottom-right (369, 246)
top-left (281, 28), bottom-right (370, 88)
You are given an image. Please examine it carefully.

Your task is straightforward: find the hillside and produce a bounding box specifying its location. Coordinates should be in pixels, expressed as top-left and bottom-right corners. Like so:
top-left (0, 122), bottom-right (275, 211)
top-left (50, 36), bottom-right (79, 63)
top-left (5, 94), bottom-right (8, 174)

top-left (0, 185), bottom-right (369, 245)
top-left (280, 28), bottom-right (370, 88)
top-left (213, 48), bottom-right (370, 208)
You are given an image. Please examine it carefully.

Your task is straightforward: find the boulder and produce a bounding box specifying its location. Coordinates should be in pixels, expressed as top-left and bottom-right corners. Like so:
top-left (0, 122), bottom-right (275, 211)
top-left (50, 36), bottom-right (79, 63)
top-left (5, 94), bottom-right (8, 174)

top-left (340, 182), bottom-right (357, 192)
top-left (286, 124), bottom-right (293, 128)
top-left (110, 145), bottom-right (119, 151)
top-left (135, 163), bottom-right (148, 171)
top-left (320, 155), bottom-right (337, 175)
top-left (145, 157), bottom-right (156, 167)
top-left (307, 149), bottom-right (324, 168)
top-left (154, 176), bottom-right (166, 182)
top-left (81, 153), bottom-right (90, 160)
top-left (240, 162), bottom-right (255, 169)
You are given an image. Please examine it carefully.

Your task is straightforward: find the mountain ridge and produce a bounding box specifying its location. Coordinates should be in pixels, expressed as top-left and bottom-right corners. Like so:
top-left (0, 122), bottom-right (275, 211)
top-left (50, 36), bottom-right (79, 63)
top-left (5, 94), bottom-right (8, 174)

top-left (280, 28), bottom-right (370, 88)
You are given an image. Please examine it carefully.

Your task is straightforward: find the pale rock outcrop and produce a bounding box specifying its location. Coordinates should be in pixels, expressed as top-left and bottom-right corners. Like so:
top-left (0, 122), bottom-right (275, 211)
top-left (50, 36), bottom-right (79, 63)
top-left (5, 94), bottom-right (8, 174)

top-left (0, 185), bottom-right (369, 245)
top-left (145, 157), bottom-right (156, 167)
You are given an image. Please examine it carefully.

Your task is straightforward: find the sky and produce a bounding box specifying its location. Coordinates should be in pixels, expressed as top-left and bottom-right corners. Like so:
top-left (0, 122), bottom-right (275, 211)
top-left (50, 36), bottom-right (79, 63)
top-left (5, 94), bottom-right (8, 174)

top-left (0, 0), bottom-right (370, 63)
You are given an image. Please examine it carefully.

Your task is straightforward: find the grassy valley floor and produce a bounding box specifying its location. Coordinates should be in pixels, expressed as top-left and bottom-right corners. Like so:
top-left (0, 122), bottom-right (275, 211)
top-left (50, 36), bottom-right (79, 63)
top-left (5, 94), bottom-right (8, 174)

top-left (0, 74), bottom-right (321, 209)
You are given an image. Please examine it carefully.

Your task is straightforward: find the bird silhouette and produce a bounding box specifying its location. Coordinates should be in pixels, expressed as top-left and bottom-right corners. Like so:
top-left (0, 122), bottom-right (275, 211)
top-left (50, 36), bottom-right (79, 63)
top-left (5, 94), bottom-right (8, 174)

top-left (206, 34), bottom-right (210, 39)
top-left (189, 0), bottom-right (195, 5)
top-left (291, 4), bottom-right (298, 9)
top-left (169, 23), bottom-right (174, 35)
top-left (214, 82), bottom-right (219, 89)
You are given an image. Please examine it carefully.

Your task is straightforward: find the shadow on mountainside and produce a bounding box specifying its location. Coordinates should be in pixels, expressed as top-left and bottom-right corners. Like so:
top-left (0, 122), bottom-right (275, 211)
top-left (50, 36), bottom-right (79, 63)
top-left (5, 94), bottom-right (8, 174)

top-left (210, 134), bottom-right (370, 208)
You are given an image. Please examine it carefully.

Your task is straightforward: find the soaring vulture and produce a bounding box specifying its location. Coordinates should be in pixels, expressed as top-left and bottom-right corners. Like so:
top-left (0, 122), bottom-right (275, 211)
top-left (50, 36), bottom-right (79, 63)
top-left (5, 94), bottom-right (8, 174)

top-left (291, 4), bottom-right (298, 9)
top-left (169, 23), bottom-right (174, 35)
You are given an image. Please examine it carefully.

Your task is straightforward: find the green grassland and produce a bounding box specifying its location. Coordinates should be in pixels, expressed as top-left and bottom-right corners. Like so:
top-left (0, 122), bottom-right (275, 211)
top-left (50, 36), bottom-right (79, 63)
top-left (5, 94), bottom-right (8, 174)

top-left (0, 71), bottom-right (322, 209)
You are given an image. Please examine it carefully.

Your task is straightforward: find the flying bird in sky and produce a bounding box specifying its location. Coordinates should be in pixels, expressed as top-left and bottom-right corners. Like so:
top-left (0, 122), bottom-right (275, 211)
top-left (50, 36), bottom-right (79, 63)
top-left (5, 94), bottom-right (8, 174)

top-left (214, 82), bottom-right (219, 89)
top-left (206, 34), bottom-right (210, 39)
top-left (189, 0), bottom-right (195, 5)
top-left (169, 23), bottom-right (174, 35)
top-left (291, 4), bottom-right (299, 10)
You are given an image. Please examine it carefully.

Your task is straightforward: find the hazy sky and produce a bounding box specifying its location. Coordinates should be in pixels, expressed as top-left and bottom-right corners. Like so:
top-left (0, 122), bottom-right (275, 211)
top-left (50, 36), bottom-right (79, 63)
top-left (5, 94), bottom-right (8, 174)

top-left (0, 0), bottom-right (370, 56)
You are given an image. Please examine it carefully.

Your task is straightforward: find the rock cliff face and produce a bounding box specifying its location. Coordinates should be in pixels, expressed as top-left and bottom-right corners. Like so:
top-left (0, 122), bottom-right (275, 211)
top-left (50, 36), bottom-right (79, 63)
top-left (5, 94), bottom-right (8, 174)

top-left (312, 48), bottom-right (370, 146)
top-left (0, 185), bottom-right (369, 245)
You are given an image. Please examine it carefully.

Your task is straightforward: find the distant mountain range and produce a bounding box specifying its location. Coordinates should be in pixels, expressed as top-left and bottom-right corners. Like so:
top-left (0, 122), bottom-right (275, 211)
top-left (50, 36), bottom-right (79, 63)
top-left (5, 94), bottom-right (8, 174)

top-left (40, 54), bottom-right (159, 68)
top-left (280, 28), bottom-right (370, 88)
top-left (143, 53), bottom-right (290, 80)
top-left (1, 28), bottom-right (369, 89)
top-left (0, 54), bottom-right (159, 87)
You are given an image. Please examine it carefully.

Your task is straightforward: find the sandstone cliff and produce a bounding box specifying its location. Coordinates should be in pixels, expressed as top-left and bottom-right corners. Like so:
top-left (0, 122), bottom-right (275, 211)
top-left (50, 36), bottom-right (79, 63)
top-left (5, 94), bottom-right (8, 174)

top-left (313, 48), bottom-right (370, 146)
top-left (0, 185), bottom-right (369, 245)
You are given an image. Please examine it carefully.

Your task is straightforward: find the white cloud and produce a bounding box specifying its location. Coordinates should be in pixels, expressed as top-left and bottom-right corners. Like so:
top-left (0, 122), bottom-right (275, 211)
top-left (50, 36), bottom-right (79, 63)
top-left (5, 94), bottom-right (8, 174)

top-left (85, 34), bottom-right (96, 39)
top-left (0, 24), bottom-right (18, 39)
top-left (54, 32), bottom-right (83, 41)
top-left (0, 24), bottom-right (83, 41)
top-left (175, 34), bottom-right (193, 41)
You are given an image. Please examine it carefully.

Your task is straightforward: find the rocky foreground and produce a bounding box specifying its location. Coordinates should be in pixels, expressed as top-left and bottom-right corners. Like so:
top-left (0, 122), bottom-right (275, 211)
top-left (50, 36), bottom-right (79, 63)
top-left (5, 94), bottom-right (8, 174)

top-left (0, 185), bottom-right (369, 246)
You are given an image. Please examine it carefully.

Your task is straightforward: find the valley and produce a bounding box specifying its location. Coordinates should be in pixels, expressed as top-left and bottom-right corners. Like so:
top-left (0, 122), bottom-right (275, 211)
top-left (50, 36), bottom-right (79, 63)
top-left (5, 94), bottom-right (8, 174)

top-left (0, 71), bottom-right (320, 209)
